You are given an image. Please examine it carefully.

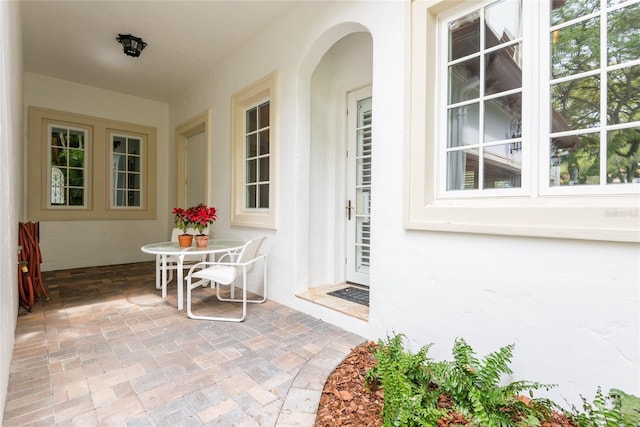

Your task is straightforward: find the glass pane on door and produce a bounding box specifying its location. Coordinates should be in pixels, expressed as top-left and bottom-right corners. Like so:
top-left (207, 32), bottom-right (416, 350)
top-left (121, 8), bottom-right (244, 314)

top-left (355, 96), bottom-right (372, 276)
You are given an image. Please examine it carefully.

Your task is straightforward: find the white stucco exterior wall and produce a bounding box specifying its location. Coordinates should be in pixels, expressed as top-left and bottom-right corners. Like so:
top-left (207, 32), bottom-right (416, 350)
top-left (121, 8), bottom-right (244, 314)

top-left (0, 1), bottom-right (23, 422)
top-left (170, 0), bottom-right (639, 407)
top-left (24, 73), bottom-right (171, 271)
top-left (0, 0), bottom-right (634, 421)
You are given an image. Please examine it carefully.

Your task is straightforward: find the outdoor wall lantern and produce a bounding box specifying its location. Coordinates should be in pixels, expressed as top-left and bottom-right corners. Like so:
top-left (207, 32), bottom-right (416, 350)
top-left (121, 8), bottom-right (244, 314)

top-left (116, 34), bottom-right (147, 58)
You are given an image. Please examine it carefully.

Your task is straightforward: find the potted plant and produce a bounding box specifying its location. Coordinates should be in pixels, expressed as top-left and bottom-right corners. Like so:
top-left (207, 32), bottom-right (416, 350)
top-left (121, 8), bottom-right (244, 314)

top-left (186, 203), bottom-right (217, 247)
top-left (172, 207), bottom-right (193, 247)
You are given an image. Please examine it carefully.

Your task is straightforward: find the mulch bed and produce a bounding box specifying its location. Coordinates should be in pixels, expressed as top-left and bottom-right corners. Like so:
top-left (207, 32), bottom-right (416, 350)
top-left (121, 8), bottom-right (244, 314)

top-left (315, 341), bottom-right (578, 427)
top-left (315, 341), bottom-right (383, 427)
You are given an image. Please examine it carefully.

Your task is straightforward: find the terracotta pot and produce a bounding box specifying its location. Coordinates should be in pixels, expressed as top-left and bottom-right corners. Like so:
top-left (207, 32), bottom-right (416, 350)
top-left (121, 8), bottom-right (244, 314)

top-left (194, 235), bottom-right (209, 248)
top-left (178, 234), bottom-right (193, 247)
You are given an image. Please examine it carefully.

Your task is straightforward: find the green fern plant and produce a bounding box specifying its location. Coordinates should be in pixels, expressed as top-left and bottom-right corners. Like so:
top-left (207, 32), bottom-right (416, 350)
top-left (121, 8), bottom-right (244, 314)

top-left (365, 333), bottom-right (446, 426)
top-left (429, 338), bottom-right (555, 427)
top-left (367, 334), bottom-right (557, 427)
top-left (568, 387), bottom-right (640, 427)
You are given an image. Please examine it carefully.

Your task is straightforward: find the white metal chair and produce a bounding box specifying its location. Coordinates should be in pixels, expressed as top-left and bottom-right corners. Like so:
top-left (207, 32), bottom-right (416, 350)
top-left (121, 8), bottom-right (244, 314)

top-left (186, 237), bottom-right (267, 322)
top-left (155, 227), bottom-right (208, 297)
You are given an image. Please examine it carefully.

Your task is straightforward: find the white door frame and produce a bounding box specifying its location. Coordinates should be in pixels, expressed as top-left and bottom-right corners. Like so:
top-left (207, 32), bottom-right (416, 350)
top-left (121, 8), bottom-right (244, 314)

top-left (175, 110), bottom-right (211, 208)
top-left (345, 86), bottom-right (372, 286)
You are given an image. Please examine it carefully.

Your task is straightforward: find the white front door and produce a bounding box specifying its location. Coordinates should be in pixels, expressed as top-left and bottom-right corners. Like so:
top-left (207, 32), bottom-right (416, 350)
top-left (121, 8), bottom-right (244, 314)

top-left (185, 131), bottom-right (207, 207)
top-left (346, 86), bottom-right (372, 286)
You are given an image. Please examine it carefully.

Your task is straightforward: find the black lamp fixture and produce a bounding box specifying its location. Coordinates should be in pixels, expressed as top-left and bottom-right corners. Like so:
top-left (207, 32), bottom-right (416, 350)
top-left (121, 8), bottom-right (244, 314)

top-left (116, 34), bottom-right (147, 58)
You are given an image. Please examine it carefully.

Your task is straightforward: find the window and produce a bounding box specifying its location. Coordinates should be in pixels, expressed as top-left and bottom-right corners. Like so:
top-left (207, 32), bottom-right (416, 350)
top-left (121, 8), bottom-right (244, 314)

top-left (111, 133), bottom-right (143, 208)
top-left (230, 72), bottom-right (278, 229)
top-left (49, 125), bottom-right (88, 207)
top-left (244, 101), bottom-right (270, 209)
top-left (406, 0), bottom-right (639, 242)
top-left (444, 0), bottom-right (523, 193)
top-left (28, 107), bottom-right (157, 220)
top-left (548, 0), bottom-right (640, 190)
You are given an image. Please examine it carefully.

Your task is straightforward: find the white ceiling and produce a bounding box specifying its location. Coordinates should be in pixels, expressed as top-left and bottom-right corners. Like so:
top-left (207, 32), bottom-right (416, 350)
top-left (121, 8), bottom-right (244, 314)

top-left (20, 1), bottom-right (300, 103)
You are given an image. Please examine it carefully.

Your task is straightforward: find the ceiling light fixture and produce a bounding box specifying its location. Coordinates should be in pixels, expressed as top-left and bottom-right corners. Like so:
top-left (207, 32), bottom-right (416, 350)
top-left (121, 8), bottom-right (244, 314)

top-left (116, 34), bottom-right (147, 58)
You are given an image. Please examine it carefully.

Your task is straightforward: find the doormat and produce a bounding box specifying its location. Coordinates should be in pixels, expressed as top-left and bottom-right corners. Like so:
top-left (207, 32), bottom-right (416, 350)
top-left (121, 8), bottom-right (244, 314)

top-left (327, 286), bottom-right (369, 307)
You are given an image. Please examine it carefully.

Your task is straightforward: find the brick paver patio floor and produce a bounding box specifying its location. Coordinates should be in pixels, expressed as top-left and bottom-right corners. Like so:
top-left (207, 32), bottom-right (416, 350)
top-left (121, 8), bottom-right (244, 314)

top-left (3, 262), bottom-right (364, 426)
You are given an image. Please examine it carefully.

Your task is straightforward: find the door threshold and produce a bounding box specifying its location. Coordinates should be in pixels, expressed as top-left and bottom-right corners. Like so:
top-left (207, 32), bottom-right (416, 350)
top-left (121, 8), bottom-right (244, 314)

top-left (296, 284), bottom-right (369, 321)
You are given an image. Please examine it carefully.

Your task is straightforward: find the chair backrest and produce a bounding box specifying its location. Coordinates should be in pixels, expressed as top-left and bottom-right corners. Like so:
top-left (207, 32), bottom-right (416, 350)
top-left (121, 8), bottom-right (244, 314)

top-left (237, 237), bottom-right (266, 272)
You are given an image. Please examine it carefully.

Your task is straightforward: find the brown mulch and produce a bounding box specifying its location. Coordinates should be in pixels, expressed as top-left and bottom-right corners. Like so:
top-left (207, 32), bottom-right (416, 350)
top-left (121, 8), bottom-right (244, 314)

top-left (315, 341), bottom-right (383, 427)
top-left (315, 341), bottom-right (578, 427)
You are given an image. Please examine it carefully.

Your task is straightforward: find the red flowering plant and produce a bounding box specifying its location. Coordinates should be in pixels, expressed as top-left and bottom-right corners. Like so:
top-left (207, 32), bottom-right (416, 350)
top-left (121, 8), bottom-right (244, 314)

top-left (185, 203), bottom-right (217, 236)
top-left (172, 207), bottom-right (192, 235)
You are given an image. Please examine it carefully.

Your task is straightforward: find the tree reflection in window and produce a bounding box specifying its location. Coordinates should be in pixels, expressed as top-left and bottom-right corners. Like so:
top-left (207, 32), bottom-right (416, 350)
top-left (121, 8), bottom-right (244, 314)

top-left (49, 127), bottom-right (85, 206)
top-left (445, 0), bottom-right (523, 191)
top-left (550, 0), bottom-right (640, 186)
top-left (111, 135), bottom-right (142, 208)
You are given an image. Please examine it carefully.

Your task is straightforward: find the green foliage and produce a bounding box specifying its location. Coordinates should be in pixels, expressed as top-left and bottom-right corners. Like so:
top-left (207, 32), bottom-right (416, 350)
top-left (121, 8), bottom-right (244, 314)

top-left (367, 334), bottom-right (556, 427)
top-left (568, 387), bottom-right (640, 427)
top-left (365, 334), bottom-right (446, 426)
top-left (429, 338), bottom-right (553, 427)
top-left (367, 333), bottom-right (640, 427)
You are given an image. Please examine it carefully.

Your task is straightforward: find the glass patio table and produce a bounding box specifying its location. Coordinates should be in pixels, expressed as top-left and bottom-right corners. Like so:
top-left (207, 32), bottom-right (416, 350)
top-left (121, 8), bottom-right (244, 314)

top-left (141, 239), bottom-right (245, 310)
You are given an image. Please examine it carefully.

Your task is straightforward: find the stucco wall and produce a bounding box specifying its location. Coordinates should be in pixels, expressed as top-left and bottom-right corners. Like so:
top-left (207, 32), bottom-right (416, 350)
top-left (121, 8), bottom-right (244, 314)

top-left (169, 0), bottom-right (639, 407)
top-left (24, 73), bottom-right (171, 271)
top-left (0, 1), bottom-right (23, 422)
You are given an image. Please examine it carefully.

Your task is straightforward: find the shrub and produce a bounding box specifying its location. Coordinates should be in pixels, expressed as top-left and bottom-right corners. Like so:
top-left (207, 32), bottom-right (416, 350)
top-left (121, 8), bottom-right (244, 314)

top-left (366, 334), bottom-right (640, 427)
top-left (367, 334), bottom-right (556, 427)
top-left (568, 387), bottom-right (640, 427)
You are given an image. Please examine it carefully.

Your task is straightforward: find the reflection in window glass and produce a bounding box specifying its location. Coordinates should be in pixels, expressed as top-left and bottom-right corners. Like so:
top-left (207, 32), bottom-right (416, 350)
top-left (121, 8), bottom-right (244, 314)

top-left (550, 133), bottom-right (600, 186)
top-left (447, 149), bottom-right (480, 190)
top-left (244, 101), bottom-right (270, 209)
top-left (608, 65), bottom-right (640, 125)
top-left (608, 3), bottom-right (640, 65)
top-left (445, 0), bottom-right (523, 192)
top-left (551, 17), bottom-right (600, 79)
top-left (551, 76), bottom-right (601, 130)
top-left (485, 44), bottom-right (522, 95)
top-left (549, 0), bottom-right (640, 187)
top-left (551, 0), bottom-right (600, 26)
top-left (485, 0), bottom-right (521, 49)
top-left (484, 143), bottom-right (523, 188)
top-left (608, 127), bottom-right (640, 184)
top-left (111, 134), bottom-right (142, 207)
top-left (49, 126), bottom-right (86, 206)
top-left (484, 94), bottom-right (522, 143)
top-left (448, 58), bottom-right (480, 104)
top-left (448, 11), bottom-right (480, 61)
top-left (448, 103), bottom-right (480, 148)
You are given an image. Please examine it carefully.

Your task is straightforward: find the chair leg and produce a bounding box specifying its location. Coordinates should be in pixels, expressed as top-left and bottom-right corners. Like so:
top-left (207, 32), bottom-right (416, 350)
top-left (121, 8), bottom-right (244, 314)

top-left (187, 275), bottom-right (246, 322)
top-left (215, 258), bottom-right (267, 304)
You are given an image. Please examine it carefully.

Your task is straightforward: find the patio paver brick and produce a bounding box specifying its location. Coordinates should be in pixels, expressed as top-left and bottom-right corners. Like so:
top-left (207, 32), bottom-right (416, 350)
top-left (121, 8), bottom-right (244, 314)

top-left (3, 262), bottom-right (365, 426)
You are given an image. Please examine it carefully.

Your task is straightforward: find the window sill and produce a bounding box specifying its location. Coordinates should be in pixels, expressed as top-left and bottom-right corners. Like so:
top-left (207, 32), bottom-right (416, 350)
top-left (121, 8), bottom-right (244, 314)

top-left (405, 195), bottom-right (640, 243)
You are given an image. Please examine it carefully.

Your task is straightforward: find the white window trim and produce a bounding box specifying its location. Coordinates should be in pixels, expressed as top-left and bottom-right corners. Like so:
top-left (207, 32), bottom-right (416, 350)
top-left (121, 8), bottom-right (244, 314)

top-left (405, 0), bottom-right (639, 243)
top-left (28, 107), bottom-right (157, 221)
top-left (47, 123), bottom-right (90, 209)
top-left (230, 72), bottom-right (278, 229)
top-left (109, 131), bottom-right (145, 210)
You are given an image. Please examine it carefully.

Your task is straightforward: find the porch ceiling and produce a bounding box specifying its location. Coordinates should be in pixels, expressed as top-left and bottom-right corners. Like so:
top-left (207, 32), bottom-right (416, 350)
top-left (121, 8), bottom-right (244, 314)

top-left (20, 1), bottom-right (301, 103)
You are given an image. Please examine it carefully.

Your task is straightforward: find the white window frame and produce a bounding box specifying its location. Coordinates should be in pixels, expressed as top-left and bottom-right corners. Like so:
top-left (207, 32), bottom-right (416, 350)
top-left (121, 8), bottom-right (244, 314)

top-left (405, 0), bottom-right (639, 243)
top-left (109, 132), bottom-right (145, 209)
top-left (438, 0), bottom-right (526, 198)
top-left (542, 1), bottom-right (640, 197)
top-left (47, 123), bottom-right (89, 209)
top-left (230, 72), bottom-right (278, 229)
top-left (243, 99), bottom-right (271, 211)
